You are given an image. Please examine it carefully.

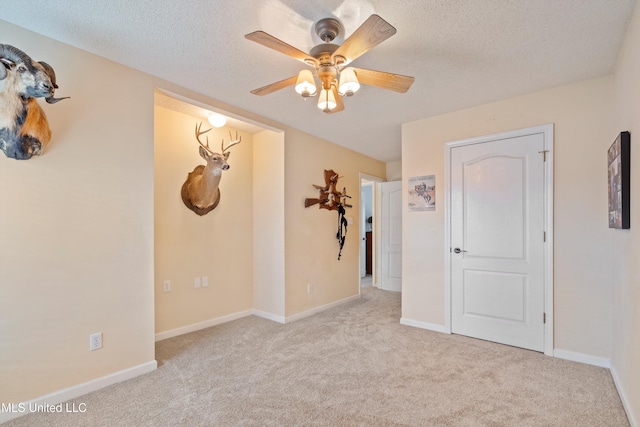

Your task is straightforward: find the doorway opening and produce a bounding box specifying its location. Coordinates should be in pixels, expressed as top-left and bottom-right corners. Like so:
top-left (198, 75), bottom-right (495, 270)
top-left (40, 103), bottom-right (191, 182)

top-left (359, 174), bottom-right (384, 293)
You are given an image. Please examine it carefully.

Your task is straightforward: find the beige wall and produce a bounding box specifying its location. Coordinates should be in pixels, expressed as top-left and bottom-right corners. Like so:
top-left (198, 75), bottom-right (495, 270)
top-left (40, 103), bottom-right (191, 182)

top-left (284, 128), bottom-right (386, 316)
top-left (0, 19), bottom-right (386, 407)
top-left (154, 104), bottom-right (254, 334)
top-left (402, 75), bottom-right (615, 358)
top-left (0, 21), bottom-right (155, 402)
top-left (253, 130), bottom-right (286, 319)
top-left (386, 160), bottom-right (402, 181)
top-left (611, 2), bottom-right (640, 424)
top-left (8, 8), bottom-right (636, 421)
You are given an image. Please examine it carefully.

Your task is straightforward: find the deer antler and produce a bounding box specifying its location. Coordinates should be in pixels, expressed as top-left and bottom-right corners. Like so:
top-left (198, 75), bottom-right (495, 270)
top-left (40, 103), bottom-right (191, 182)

top-left (221, 130), bottom-right (241, 154)
top-left (195, 122), bottom-right (214, 155)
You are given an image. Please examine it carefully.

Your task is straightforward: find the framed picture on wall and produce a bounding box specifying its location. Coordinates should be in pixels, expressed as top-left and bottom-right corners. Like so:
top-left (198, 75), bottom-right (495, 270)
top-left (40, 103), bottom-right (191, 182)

top-left (408, 175), bottom-right (435, 212)
top-left (607, 131), bottom-right (630, 229)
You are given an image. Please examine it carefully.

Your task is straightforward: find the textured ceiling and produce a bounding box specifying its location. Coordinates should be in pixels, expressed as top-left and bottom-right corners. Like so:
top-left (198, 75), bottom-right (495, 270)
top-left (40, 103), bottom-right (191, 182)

top-left (1, 0), bottom-right (637, 161)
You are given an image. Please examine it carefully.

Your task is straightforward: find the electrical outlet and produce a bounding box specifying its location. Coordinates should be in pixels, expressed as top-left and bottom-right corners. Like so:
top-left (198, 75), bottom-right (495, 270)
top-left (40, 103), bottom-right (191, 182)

top-left (307, 283), bottom-right (313, 294)
top-left (202, 276), bottom-right (208, 287)
top-left (194, 277), bottom-right (201, 288)
top-left (163, 280), bottom-right (171, 292)
top-left (89, 332), bottom-right (102, 351)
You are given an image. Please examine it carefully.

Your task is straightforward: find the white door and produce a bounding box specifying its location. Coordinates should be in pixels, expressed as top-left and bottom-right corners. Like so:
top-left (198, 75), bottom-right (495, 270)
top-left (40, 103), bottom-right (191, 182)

top-left (360, 188), bottom-right (367, 278)
top-left (381, 181), bottom-right (402, 292)
top-left (450, 131), bottom-right (546, 351)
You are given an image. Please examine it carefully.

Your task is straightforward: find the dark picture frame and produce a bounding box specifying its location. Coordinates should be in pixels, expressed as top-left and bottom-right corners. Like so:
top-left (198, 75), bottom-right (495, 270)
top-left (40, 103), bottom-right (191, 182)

top-left (608, 131), bottom-right (630, 229)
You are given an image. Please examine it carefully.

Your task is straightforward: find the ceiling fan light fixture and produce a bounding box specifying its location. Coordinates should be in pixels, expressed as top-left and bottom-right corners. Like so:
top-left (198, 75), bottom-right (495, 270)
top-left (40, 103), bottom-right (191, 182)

top-left (338, 67), bottom-right (360, 96)
top-left (317, 87), bottom-right (337, 112)
top-left (295, 70), bottom-right (317, 97)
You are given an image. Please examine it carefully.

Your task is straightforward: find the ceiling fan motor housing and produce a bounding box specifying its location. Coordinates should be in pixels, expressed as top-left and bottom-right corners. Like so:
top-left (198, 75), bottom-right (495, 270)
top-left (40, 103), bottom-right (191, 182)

top-left (310, 43), bottom-right (341, 90)
top-left (310, 44), bottom-right (339, 62)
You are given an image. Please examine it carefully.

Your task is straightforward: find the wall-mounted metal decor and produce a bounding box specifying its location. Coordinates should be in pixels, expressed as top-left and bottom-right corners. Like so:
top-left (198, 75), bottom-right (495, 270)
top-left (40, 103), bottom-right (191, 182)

top-left (608, 131), bottom-right (630, 229)
top-left (0, 44), bottom-right (69, 160)
top-left (181, 122), bottom-right (241, 216)
top-left (304, 169), bottom-right (352, 259)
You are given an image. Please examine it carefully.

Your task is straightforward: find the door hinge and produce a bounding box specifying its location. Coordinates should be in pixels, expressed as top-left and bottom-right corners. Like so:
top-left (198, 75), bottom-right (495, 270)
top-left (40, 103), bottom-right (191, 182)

top-left (538, 150), bottom-right (549, 162)
top-left (543, 231), bottom-right (546, 242)
top-left (543, 313), bottom-right (546, 324)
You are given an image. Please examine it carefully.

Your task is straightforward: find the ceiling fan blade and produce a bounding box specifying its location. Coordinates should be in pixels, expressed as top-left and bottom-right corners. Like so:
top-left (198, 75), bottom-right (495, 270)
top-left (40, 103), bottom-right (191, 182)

top-left (328, 86), bottom-right (345, 114)
top-left (250, 76), bottom-right (298, 96)
top-left (352, 67), bottom-right (415, 93)
top-left (332, 15), bottom-right (396, 65)
top-left (245, 31), bottom-right (317, 65)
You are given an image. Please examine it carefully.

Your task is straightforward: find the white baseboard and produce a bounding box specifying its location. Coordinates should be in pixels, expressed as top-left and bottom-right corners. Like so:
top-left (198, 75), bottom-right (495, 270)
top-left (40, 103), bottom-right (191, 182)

top-left (553, 348), bottom-right (611, 368)
top-left (284, 295), bottom-right (360, 323)
top-left (253, 310), bottom-right (285, 324)
top-left (2, 294), bottom-right (402, 425)
top-left (610, 364), bottom-right (638, 427)
top-left (400, 317), bottom-right (450, 334)
top-left (155, 309), bottom-right (254, 341)
top-left (156, 295), bottom-right (361, 339)
top-left (0, 360), bottom-right (157, 425)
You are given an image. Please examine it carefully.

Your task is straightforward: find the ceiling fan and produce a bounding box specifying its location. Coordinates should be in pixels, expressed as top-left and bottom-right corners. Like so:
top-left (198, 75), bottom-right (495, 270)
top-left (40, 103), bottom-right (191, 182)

top-left (245, 14), bottom-right (415, 114)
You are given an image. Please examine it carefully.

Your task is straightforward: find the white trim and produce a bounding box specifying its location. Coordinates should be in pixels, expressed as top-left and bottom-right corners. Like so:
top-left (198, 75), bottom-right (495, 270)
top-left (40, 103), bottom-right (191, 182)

top-left (553, 349), bottom-right (610, 368)
top-left (359, 173), bottom-right (385, 292)
top-left (443, 142), bottom-right (453, 333)
top-left (359, 173), bottom-right (385, 183)
top-left (359, 181), bottom-right (374, 281)
top-left (156, 294), bottom-right (362, 339)
top-left (284, 295), bottom-right (360, 323)
top-left (0, 360), bottom-right (157, 424)
top-left (541, 125), bottom-right (555, 356)
top-left (445, 124), bottom-right (554, 354)
top-left (155, 88), bottom-right (283, 134)
top-left (253, 310), bottom-right (286, 324)
top-left (400, 317), bottom-right (450, 334)
top-left (155, 309), bottom-right (254, 341)
top-left (611, 364), bottom-right (638, 427)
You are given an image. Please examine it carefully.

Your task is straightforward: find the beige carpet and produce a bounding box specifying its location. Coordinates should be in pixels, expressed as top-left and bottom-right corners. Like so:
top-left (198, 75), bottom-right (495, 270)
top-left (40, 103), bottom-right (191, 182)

top-left (5, 287), bottom-right (629, 426)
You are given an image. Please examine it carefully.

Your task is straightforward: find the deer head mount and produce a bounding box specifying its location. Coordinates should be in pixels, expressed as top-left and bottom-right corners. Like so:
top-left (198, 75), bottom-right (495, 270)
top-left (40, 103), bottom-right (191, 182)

top-left (181, 122), bottom-right (241, 216)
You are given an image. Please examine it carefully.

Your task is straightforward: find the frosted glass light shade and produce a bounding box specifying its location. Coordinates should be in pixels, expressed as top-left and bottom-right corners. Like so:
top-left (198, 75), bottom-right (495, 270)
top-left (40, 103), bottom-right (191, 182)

top-left (338, 67), bottom-right (360, 96)
top-left (317, 88), bottom-right (337, 111)
top-left (295, 70), bottom-right (317, 97)
top-left (208, 113), bottom-right (227, 128)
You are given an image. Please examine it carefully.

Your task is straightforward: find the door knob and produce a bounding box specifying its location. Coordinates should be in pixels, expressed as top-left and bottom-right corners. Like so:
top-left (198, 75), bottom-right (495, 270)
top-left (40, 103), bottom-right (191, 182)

top-left (453, 247), bottom-right (467, 254)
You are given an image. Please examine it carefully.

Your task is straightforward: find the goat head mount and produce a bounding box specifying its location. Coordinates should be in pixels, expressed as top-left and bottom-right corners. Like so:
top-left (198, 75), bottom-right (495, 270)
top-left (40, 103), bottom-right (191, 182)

top-left (0, 44), bottom-right (69, 160)
top-left (181, 122), bottom-right (241, 216)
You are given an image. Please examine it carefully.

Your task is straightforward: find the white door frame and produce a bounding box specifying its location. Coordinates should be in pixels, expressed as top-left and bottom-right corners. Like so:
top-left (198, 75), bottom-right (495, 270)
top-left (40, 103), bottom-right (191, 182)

top-left (359, 173), bottom-right (385, 294)
top-left (444, 124), bottom-right (554, 356)
top-left (360, 181), bottom-right (374, 278)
